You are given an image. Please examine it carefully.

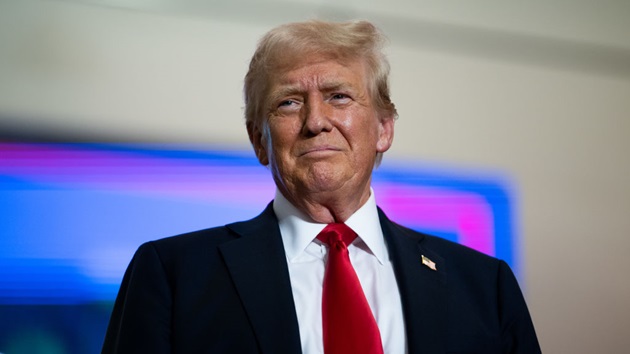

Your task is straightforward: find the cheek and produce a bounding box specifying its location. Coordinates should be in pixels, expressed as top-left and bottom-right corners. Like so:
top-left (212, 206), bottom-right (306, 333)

top-left (340, 109), bottom-right (376, 136)
top-left (355, 118), bottom-right (382, 147)
top-left (267, 120), bottom-right (299, 156)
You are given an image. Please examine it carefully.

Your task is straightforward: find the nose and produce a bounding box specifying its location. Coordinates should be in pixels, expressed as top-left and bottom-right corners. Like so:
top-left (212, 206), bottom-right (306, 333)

top-left (302, 96), bottom-right (333, 136)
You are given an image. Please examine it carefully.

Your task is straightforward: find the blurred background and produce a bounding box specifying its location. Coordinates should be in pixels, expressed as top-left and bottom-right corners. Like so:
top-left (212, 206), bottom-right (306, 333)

top-left (1, 0), bottom-right (629, 353)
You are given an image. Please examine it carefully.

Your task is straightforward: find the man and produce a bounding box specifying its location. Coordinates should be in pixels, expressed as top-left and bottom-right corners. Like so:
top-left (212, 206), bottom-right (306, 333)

top-left (102, 20), bottom-right (541, 353)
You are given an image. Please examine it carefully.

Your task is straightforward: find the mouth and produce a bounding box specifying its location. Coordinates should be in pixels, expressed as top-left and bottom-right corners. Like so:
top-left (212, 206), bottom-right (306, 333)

top-left (299, 146), bottom-right (341, 157)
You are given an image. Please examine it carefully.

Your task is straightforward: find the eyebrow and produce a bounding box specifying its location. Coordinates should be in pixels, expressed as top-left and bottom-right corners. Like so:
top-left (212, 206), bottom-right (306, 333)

top-left (268, 81), bottom-right (356, 105)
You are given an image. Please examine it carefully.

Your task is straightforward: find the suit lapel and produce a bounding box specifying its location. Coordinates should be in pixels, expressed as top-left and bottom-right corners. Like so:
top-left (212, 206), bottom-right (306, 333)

top-left (220, 204), bottom-right (302, 354)
top-left (379, 209), bottom-right (448, 354)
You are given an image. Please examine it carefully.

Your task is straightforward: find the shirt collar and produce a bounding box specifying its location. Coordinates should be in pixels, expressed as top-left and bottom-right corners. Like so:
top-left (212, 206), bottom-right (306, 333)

top-left (273, 188), bottom-right (388, 265)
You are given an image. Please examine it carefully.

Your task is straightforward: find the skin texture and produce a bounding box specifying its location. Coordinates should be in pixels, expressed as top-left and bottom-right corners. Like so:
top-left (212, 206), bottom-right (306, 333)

top-left (247, 55), bottom-right (395, 223)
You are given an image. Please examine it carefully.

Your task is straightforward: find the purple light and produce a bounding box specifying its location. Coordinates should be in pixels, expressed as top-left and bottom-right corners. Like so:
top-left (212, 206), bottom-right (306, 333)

top-left (376, 184), bottom-right (494, 255)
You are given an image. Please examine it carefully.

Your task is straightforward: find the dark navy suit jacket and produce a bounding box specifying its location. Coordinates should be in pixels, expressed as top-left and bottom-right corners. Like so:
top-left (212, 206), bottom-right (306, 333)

top-left (102, 203), bottom-right (541, 353)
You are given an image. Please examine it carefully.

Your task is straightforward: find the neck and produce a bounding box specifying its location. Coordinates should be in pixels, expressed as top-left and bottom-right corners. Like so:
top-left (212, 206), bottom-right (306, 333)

top-left (280, 185), bottom-right (372, 224)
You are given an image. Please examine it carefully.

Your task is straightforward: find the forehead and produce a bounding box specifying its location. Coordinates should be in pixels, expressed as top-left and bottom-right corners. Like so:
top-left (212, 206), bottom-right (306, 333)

top-left (271, 56), bottom-right (368, 92)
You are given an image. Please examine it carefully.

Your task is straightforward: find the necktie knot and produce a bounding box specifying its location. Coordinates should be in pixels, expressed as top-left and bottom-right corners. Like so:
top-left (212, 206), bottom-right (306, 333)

top-left (316, 223), bottom-right (357, 249)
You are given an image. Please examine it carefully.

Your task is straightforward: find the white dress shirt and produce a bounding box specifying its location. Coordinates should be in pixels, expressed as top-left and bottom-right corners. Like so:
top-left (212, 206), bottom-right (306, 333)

top-left (273, 189), bottom-right (407, 354)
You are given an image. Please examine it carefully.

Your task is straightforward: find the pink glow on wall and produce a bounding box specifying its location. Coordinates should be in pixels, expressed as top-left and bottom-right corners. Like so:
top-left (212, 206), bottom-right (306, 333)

top-left (376, 184), bottom-right (495, 256)
top-left (0, 143), bottom-right (275, 205)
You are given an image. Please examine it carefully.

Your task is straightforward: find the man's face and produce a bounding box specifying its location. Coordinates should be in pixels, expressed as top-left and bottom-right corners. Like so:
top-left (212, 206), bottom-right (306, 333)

top-left (248, 55), bottom-right (394, 203)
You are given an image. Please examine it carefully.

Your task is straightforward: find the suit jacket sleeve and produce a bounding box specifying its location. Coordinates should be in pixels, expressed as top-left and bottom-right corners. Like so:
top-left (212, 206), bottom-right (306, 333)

top-left (101, 242), bottom-right (172, 354)
top-left (497, 260), bottom-right (541, 354)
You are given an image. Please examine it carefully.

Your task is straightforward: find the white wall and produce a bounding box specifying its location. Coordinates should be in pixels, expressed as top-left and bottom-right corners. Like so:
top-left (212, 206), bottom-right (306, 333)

top-left (2, 0), bottom-right (630, 352)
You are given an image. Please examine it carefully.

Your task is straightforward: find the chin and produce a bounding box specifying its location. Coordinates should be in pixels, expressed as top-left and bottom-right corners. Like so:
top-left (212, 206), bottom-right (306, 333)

top-left (304, 169), bottom-right (350, 192)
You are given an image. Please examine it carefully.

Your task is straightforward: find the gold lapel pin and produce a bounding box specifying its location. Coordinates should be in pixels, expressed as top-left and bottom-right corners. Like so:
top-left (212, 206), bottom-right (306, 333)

top-left (421, 255), bottom-right (437, 271)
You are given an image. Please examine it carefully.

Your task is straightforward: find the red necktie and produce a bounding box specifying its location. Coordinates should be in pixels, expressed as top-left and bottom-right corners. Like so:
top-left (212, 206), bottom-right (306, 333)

top-left (317, 223), bottom-right (384, 354)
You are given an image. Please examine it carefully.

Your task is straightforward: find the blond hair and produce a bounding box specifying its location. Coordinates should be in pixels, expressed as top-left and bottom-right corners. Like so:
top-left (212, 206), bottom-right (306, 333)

top-left (244, 20), bottom-right (397, 128)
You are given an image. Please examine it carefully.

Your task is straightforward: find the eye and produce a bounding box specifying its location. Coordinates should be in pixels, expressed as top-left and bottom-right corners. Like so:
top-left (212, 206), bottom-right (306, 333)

top-left (274, 98), bottom-right (302, 115)
top-left (278, 99), bottom-right (297, 107)
top-left (329, 93), bottom-right (352, 105)
top-left (331, 93), bottom-right (349, 100)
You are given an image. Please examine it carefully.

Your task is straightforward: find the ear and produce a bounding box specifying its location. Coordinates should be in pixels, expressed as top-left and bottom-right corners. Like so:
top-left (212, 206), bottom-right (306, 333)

top-left (376, 115), bottom-right (395, 153)
top-left (247, 121), bottom-right (269, 166)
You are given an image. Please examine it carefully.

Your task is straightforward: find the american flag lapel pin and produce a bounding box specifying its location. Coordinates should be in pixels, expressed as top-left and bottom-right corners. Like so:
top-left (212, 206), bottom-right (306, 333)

top-left (421, 255), bottom-right (437, 271)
